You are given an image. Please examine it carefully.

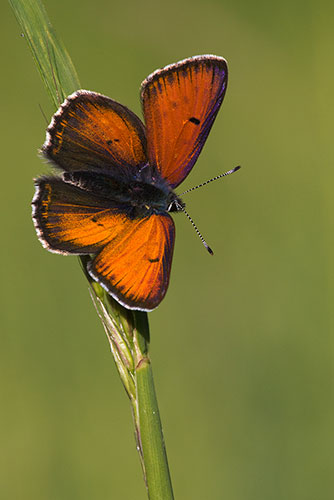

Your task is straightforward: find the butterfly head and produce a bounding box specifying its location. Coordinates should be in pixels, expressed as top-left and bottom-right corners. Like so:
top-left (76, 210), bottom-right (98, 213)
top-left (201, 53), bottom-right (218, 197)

top-left (167, 194), bottom-right (185, 213)
top-left (125, 163), bottom-right (183, 217)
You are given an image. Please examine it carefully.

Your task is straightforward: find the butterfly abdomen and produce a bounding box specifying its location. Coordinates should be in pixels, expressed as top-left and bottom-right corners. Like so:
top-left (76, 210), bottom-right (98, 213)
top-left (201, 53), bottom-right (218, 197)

top-left (62, 170), bottom-right (177, 217)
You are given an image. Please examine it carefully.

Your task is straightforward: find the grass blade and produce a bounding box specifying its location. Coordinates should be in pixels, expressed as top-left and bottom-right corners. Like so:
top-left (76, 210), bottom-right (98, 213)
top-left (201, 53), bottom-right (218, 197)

top-left (9, 0), bottom-right (80, 109)
top-left (9, 2), bottom-right (174, 497)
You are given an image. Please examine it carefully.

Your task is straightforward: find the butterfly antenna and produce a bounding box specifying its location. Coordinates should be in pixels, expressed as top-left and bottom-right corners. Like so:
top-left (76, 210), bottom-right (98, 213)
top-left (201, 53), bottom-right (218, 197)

top-left (178, 203), bottom-right (214, 255)
top-left (180, 165), bottom-right (241, 196)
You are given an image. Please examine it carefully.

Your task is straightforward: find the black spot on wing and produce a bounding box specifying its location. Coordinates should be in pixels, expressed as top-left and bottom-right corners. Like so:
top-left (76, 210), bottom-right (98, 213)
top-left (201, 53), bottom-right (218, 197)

top-left (189, 117), bottom-right (200, 125)
top-left (91, 216), bottom-right (104, 227)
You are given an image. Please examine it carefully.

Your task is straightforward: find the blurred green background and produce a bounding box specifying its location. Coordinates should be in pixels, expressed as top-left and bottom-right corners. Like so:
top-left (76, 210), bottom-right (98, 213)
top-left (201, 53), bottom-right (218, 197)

top-left (1, 0), bottom-right (332, 498)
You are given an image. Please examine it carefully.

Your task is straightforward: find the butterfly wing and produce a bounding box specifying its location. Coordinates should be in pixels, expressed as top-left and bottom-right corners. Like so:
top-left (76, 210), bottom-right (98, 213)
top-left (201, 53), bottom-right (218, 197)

top-left (89, 213), bottom-right (175, 310)
top-left (141, 55), bottom-right (227, 188)
top-left (33, 176), bottom-right (123, 254)
top-left (42, 90), bottom-right (147, 173)
top-left (33, 177), bottom-right (174, 310)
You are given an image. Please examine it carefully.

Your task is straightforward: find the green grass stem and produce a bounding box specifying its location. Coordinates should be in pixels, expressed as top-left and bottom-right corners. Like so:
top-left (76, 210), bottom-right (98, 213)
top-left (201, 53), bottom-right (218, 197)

top-left (10, 1), bottom-right (174, 498)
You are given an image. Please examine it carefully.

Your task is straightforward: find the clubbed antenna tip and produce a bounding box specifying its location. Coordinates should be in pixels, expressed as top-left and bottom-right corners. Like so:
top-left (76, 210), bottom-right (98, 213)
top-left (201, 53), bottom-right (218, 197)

top-left (206, 244), bottom-right (214, 256)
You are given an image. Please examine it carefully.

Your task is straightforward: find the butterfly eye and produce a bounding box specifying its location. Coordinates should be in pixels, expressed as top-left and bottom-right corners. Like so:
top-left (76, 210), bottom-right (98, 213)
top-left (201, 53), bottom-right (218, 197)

top-left (167, 197), bottom-right (184, 212)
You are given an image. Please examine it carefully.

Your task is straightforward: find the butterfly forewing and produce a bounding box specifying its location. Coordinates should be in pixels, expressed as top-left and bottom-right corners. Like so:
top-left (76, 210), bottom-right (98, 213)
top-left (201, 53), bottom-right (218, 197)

top-left (141, 55), bottom-right (228, 188)
top-left (42, 90), bottom-right (147, 173)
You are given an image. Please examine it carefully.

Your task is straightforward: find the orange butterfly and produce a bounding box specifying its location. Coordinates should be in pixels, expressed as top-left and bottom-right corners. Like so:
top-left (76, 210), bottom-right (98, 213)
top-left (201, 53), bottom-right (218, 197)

top-left (32, 55), bottom-right (230, 311)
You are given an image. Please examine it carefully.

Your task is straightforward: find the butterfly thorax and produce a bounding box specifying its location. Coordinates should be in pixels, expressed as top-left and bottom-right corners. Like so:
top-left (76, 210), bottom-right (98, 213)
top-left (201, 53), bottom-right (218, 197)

top-left (62, 169), bottom-right (184, 218)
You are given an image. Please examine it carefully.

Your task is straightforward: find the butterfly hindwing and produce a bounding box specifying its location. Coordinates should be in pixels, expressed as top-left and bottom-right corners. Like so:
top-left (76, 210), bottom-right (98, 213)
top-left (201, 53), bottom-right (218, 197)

top-left (32, 177), bottom-right (175, 310)
top-left (89, 213), bottom-right (175, 311)
top-left (141, 55), bottom-right (228, 188)
top-left (42, 90), bottom-right (147, 173)
top-left (32, 176), bottom-right (124, 254)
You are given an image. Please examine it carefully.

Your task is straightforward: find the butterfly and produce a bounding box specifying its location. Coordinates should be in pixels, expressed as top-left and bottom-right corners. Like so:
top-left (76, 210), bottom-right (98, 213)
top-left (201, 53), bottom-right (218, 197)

top-left (32, 55), bottom-right (229, 311)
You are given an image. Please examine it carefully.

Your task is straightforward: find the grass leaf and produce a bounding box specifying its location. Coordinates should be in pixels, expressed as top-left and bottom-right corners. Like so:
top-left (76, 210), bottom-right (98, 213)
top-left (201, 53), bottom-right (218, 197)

top-left (9, 0), bottom-right (80, 110)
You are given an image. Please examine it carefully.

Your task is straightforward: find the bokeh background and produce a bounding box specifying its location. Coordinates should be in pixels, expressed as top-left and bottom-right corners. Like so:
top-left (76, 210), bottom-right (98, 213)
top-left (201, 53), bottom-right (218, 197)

top-left (1, 1), bottom-right (332, 499)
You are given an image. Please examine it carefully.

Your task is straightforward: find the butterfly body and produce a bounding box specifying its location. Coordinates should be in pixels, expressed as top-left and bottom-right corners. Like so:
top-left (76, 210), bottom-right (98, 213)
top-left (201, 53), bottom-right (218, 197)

top-left (32, 55), bottom-right (228, 310)
top-left (61, 167), bottom-right (183, 219)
